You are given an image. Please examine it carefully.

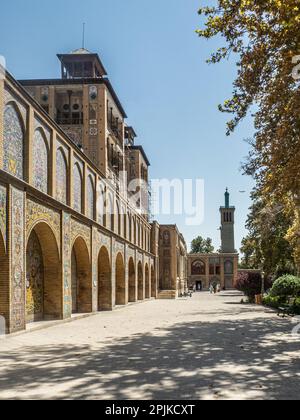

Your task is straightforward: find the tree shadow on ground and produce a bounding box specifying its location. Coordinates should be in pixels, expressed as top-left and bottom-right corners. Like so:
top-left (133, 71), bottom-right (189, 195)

top-left (0, 308), bottom-right (298, 400)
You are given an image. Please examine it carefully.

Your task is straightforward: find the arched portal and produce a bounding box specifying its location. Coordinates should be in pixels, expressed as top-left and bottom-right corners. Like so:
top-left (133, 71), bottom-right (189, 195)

top-left (98, 246), bottom-right (112, 311)
top-left (26, 222), bottom-right (62, 323)
top-left (151, 266), bottom-right (156, 298)
top-left (145, 264), bottom-right (150, 299)
top-left (116, 253), bottom-right (126, 305)
top-left (138, 262), bottom-right (144, 301)
top-left (71, 237), bottom-right (92, 314)
top-left (128, 258), bottom-right (136, 302)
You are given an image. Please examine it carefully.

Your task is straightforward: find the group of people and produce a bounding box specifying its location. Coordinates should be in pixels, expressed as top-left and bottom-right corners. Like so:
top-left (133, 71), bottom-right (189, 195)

top-left (209, 284), bottom-right (221, 294)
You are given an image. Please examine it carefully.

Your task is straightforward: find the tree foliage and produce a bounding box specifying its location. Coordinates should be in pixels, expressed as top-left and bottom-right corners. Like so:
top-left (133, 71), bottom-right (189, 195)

top-left (197, 1), bottom-right (300, 269)
top-left (270, 275), bottom-right (300, 298)
top-left (239, 188), bottom-right (296, 277)
top-left (191, 236), bottom-right (214, 254)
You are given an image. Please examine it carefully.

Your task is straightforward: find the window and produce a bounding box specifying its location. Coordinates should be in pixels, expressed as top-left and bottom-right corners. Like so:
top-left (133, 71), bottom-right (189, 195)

top-left (191, 260), bottom-right (206, 275)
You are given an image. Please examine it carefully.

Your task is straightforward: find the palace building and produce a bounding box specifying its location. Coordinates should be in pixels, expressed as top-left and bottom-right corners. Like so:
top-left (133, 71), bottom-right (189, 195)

top-left (188, 189), bottom-right (239, 291)
top-left (0, 48), bottom-right (188, 334)
top-left (0, 47), bottom-right (238, 335)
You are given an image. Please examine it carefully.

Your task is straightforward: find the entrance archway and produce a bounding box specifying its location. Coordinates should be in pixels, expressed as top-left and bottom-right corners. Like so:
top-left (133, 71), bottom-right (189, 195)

top-left (196, 281), bottom-right (203, 292)
top-left (128, 258), bottom-right (136, 302)
top-left (151, 266), bottom-right (156, 298)
top-left (138, 262), bottom-right (144, 301)
top-left (116, 253), bottom-right (126, 305)
top-left (71, 237), bottom-right (91, 314)
top-left (145, 264), bottom-right (150, 299)
top-left (26, 222), bottom-right (62, 323)
top-left (98, 246), bottom-right (112, 311)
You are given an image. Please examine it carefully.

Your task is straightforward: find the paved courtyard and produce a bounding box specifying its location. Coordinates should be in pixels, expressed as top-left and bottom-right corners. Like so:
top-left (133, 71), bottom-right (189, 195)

top-left (0, 291), bottom-right (299, 400)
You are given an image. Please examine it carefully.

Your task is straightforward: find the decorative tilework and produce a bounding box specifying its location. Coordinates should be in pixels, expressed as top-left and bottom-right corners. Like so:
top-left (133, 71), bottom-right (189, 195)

top-left (100, 233), bottom-right (111, 250)
top-left (127, 245), bottom-right (135, 260)
top-left (115, 241), bottom-right (125, 257)
top-left (4, 89), bottom-right (27, 122)
top-left (26, 230), bottom-right (44, 322)
top-left (33, 129), bottom-right (48, 194)
top-left (26, 200), bottom-right (61, 254)
top-left (11, 187), bottom-right (25, 331)
top-left (3, 104), bottom-right (24, 180)
top-left (0, 185), bottom-right (7, 249)
top-left (71, 219), bottom-right (91, 256)
top-left (87, 176), bottom-right (94, 220)
top-left (73, 164), bottom-right (82, 213)
top-left (137, 251), bottom-right (144, 265)
top-left (56, 148), bottom-right (68, 204)
top-left (97, 180), bottom-right (105, 225)
top-left (34, 118), bottom-right (51, 147)
top-left (63, 212), bottom-right (72, 318)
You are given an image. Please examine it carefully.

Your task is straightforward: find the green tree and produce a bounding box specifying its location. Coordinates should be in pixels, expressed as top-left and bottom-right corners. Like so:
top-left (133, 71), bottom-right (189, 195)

top-left (191, 236), bottom-right (214, 254)
top-left (197, 1), bottom-right (300, 269)
top-left (239, 188), bottom-right (296, 277)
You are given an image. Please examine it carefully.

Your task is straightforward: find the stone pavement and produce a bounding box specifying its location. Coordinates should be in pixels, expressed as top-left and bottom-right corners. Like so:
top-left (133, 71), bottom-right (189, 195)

top-left (0, 291), bottom-right (299, 400)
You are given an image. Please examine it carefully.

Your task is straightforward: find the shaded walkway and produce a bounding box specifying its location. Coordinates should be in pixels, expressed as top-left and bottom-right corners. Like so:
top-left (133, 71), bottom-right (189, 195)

top-left (0, 292), bottom-right (298, 400)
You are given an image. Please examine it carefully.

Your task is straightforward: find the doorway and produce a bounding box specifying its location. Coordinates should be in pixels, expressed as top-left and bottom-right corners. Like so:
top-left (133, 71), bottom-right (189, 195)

top-left (196, 281), bottom-right (202, 292)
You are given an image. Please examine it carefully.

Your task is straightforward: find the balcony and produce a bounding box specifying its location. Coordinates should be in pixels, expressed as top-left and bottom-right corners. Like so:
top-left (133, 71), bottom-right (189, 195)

top-left (107, 110), bottom-right (123, 145)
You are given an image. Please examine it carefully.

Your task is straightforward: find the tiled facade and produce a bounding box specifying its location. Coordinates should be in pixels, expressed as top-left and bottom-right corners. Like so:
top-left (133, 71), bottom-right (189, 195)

top-left (0, 50), bottom-right (161, 334)
top-left (3, 103), bottom-right (24, 180)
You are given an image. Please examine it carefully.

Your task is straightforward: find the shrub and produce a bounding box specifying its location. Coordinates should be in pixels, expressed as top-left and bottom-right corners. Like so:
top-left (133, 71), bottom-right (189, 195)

top-left (292, 298), bottom-right (300, 315)
top-left (270, 275), bottom-right (300, 298)
top-left (234, 271), bottom-right (271, 302)
top-left (263, 295), bottom-right (285, 309)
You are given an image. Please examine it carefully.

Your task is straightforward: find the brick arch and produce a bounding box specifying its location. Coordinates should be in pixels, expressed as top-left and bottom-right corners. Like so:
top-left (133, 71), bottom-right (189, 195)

top-left (26, 221), bottom-right (62, 323)
top-left (115, 253), bottom-right (126, 306)
top-left (137, 261), bottom-right (144, 301)
top-left (71, 236), bottom-right (92, 314)
top-left (98, 246), bottom-right (112, 311)
top-left (145, 263), bottom-right (150, 299)
top-left (27, 217), bottom-right (60, 258)
top-left (128, 257), bottom-right (136, 303)
top-left (71, 233), bottom-right (90, 259)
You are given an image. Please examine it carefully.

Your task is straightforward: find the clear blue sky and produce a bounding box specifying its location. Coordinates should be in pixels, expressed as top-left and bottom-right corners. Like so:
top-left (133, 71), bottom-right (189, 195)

top-left (0, 0), bottom-right (254, 252)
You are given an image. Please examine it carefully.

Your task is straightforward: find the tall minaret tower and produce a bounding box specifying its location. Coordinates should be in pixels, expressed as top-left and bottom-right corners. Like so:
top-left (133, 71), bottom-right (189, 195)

top-left (220, 188), bottom-right (236, 253)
